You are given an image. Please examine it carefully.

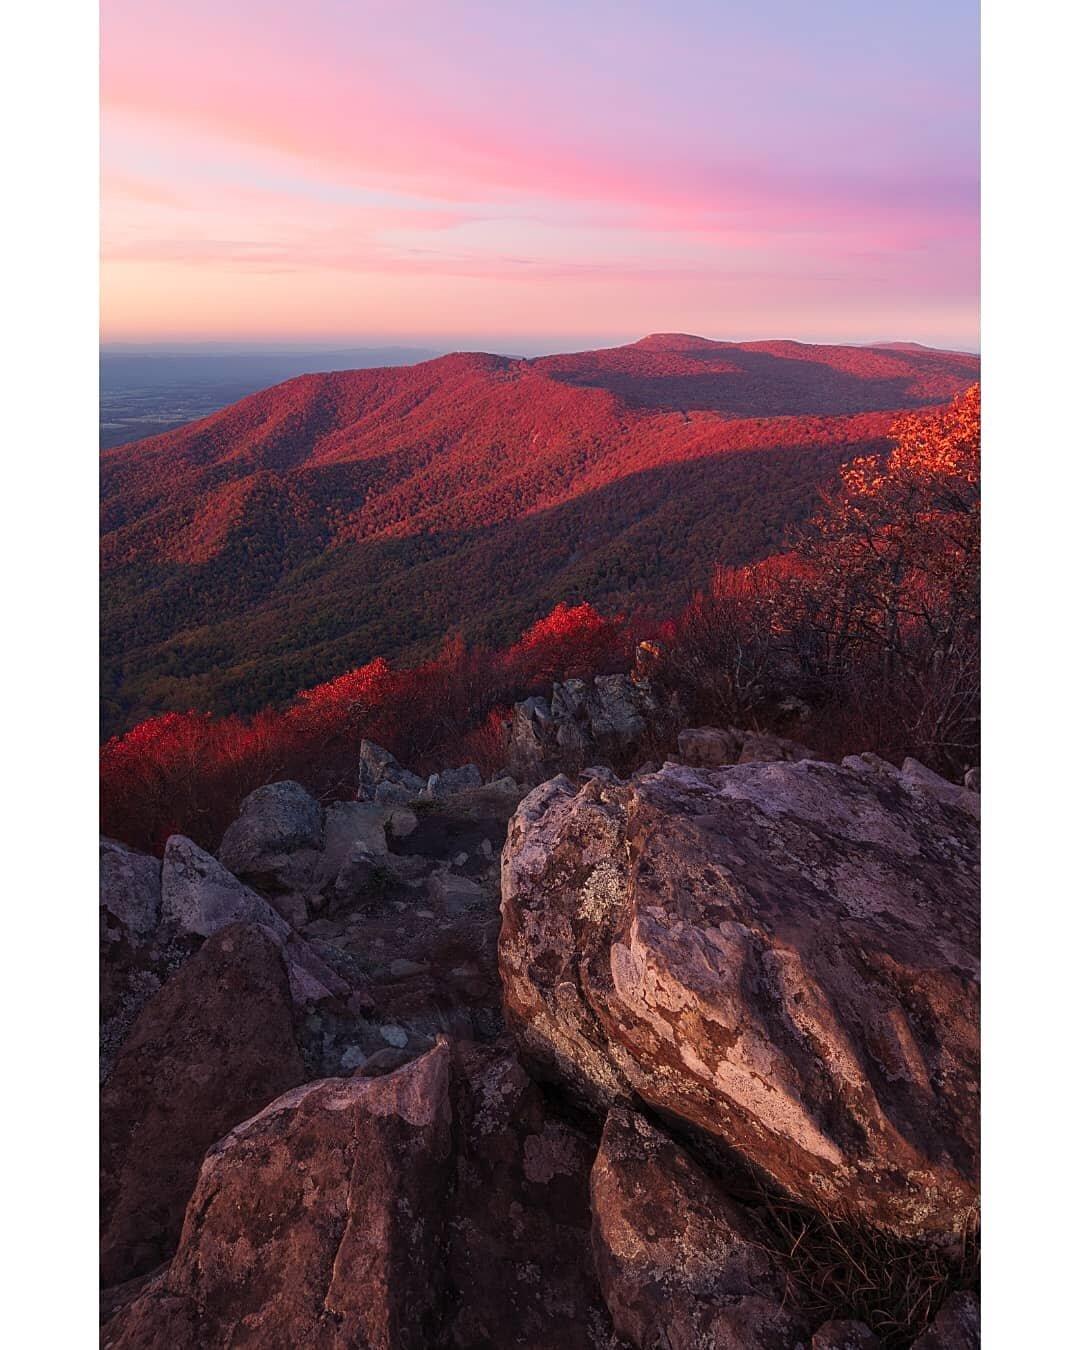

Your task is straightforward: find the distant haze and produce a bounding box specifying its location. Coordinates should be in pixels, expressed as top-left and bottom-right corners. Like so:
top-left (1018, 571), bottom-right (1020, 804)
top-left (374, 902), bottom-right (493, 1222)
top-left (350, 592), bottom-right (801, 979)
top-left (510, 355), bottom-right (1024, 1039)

top-left (101, 1), bottom-right (978, 350)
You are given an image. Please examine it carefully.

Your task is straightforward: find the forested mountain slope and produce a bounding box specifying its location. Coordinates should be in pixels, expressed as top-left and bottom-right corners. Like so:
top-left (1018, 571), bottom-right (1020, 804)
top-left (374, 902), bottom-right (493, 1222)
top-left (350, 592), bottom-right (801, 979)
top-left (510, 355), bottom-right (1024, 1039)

top-left (101, 335), bottom-right (978, 732)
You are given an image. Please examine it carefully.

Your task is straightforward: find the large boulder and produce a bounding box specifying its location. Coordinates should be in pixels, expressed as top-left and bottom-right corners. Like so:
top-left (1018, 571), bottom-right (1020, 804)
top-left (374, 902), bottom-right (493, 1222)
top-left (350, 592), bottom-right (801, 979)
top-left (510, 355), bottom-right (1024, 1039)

top-left (500, 759), bottom-right (980, 1241)
top-left (216, 780), bottom-right (323, 883)
top-left (590, 1106), bottom-right (804, 1350)
top-left (100, 923), bottom-right (307, 1286)
top-left (103, 1046), bottom-right (454, 1349)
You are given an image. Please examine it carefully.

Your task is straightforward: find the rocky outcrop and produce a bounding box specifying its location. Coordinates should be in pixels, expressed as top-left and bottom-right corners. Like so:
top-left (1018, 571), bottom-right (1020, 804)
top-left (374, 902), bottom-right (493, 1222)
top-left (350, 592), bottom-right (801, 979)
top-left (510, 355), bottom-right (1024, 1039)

top-left (500, 758), bottom-right (980, 1241)
top-left (507, 674), bottom-right (674, 783)
top-left (100, 923), bottom-right (307, 1286)
top-left (103, 1045), bottom-right (454, 1349)
top-left (590, 1107), bottom-right (804, 1349)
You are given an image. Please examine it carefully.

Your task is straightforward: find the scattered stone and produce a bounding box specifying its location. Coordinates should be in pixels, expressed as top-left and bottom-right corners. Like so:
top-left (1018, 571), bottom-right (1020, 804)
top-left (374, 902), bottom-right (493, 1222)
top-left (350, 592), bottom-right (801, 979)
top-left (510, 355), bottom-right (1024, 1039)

top-left (389, 958), bottom-right (430, 978)
top-left (500, 758), bottom-right (980, 1240)
top-left (380, 1023), bottom-right (409, 1048)
top-left (428, 869), bottom-right (487, 916)
top-left (963, 766), bottom-right (980, 793)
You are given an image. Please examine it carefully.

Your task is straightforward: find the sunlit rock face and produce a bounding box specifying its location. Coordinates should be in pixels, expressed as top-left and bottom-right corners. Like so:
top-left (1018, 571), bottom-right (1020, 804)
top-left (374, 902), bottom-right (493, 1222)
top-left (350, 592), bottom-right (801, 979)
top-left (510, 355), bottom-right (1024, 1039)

top-left (500, 758), bottom-right (980, 1241)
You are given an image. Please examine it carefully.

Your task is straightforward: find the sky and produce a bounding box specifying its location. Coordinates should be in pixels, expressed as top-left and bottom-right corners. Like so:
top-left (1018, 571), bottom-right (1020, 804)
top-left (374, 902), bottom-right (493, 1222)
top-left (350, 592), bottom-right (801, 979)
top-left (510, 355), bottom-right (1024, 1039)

top-left (101, 0), bottom-right (979, 352)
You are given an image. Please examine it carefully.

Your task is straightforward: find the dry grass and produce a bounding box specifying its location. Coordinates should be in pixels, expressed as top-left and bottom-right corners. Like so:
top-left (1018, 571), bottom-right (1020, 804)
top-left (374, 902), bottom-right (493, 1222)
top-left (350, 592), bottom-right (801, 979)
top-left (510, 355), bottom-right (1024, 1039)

top-left (754, 1194), bottom-right (980, 1347)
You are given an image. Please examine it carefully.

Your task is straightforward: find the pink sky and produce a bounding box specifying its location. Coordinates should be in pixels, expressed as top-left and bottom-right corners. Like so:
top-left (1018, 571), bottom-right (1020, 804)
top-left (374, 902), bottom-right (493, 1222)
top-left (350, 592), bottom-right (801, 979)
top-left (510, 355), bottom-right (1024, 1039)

top-left (101, 0), bottom-right (979, 350)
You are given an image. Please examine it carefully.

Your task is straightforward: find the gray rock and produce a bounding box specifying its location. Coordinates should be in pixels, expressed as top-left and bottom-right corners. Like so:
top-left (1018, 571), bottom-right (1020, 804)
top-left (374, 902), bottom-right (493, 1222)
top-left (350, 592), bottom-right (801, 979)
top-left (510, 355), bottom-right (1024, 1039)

top-left (963, 766), bottom-right (980, 793)
top-left (100, 838), bottom-right (161, 935)
top-left (322, 799), bottom-right (390, 862)
top-left (160, 836), bottom-right (350, 1007)
top-left (911, 1292), bottom-right (979, 1349)
top-left (217, 781), bottom-right (322, 880)
top-left (900, 757), bottom-right (980, 820)
top-left (373, 780), bottom-right (417, 806)
top-left (162, 835), bottom-right (286, 938)
top-left (428, 870), bottom-right (487, 916)
top-left (357, 739), bottom-right (426, 801)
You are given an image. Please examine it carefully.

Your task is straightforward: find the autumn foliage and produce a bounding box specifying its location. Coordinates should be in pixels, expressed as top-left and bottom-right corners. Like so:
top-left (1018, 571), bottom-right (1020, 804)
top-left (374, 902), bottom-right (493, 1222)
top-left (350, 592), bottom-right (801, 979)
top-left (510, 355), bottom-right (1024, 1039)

top-left (101, 386), bottom-right (980, 855)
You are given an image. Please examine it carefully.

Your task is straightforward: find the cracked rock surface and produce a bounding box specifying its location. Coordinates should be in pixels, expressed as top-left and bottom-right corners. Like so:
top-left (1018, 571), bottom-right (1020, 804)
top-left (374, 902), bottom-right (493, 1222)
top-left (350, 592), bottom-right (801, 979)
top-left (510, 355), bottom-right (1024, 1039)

top-left (499, 758), bottom-right (979, 1241)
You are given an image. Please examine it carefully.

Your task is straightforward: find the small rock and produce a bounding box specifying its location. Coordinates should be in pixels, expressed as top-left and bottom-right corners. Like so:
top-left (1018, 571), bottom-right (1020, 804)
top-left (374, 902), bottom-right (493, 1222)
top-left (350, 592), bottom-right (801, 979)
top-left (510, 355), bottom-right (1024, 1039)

top-left (429, 870), bottom-right (487, 916)
top-left (813, 1321), bottom-right (882, 1350)
top-left (452, 851), bottom-right (469, 867)
top-left (387, 806), bottom-right (418, 839)
top-left (911, 1292), bottom-right (980, 1349)
top-left (380, 1023), bottom-right (409, 1048)
top-left (389, 959), bottom-right (430, 978)
top-left (356, 1046), bottom-right (415, 1077)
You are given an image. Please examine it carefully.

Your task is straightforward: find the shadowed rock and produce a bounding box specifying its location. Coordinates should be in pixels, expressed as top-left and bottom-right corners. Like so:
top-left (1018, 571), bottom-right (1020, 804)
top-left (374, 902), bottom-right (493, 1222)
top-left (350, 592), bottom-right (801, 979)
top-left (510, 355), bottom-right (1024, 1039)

top-left (500, 758), bottom-right (979, 1240)
top-left (100, 923), bottom-right (306, 1286)
top-left (590, 1106), bottom-right (804, 1349)
top-left (442, 1042), bottom-right (619, 1348)
top-left (103, 1046), bottom-right (454, 1349)
top-left (910, 1292), bottom-right (979, 1349)
top-left (812, 1322), bottom-right (882, 1350)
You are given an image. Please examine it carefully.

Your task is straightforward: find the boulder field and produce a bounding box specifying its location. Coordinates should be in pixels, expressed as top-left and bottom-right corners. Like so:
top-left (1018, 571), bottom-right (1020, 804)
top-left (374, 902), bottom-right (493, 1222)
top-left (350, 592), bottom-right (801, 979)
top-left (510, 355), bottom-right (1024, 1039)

top-left (101, 735), bottom-right (980, 1347)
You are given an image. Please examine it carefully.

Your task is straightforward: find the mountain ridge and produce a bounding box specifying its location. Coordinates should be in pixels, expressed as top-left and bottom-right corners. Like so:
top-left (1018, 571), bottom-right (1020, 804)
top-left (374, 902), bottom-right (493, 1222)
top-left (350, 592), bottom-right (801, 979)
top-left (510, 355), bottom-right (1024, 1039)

top-left (101, 336), bottom-right (978, 733)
